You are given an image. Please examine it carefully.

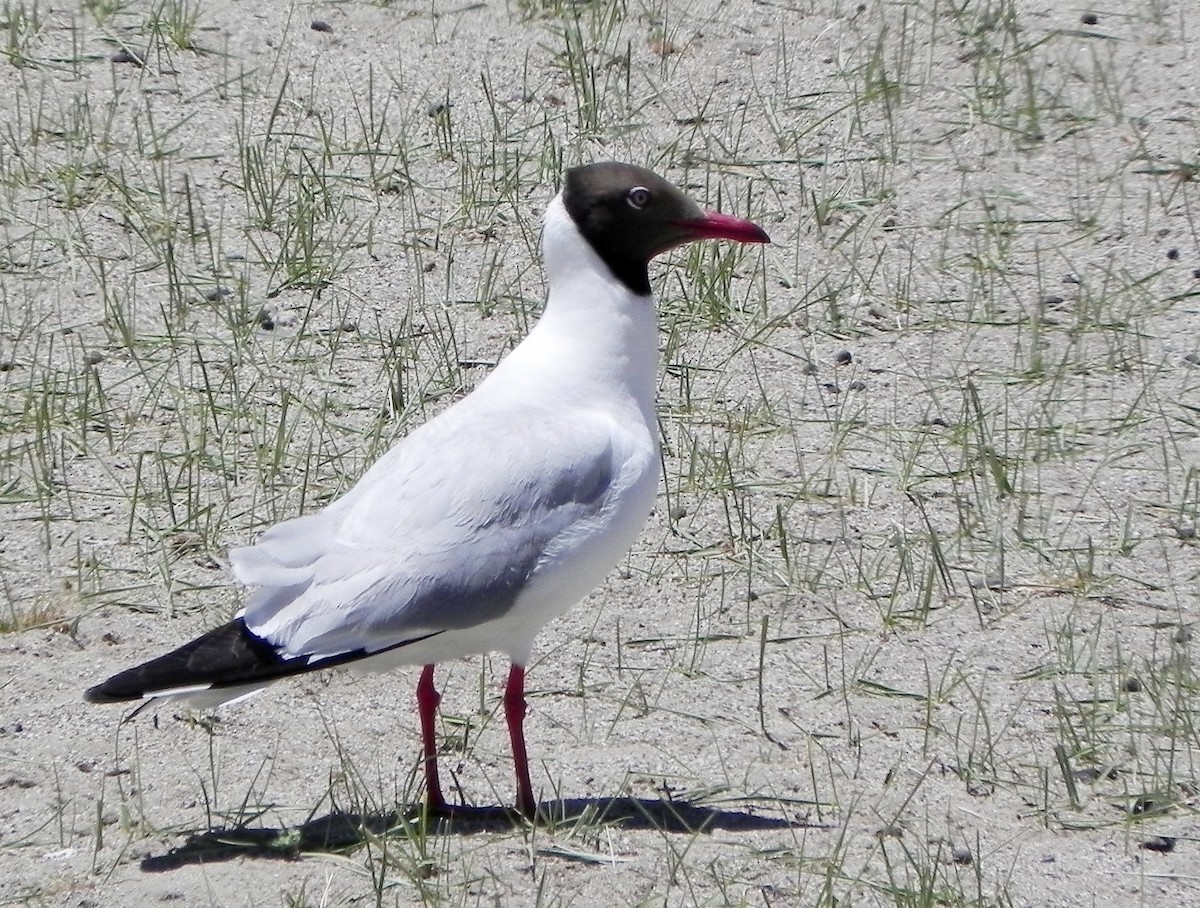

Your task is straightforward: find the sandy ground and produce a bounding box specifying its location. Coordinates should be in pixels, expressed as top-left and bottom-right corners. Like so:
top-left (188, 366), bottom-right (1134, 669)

top-left (2, 0), bottom-right (1199, 905)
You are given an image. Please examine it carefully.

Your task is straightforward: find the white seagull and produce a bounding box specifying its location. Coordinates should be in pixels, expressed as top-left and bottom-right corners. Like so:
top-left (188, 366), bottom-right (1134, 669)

top-left (87, 162), bottom-right (770, 817)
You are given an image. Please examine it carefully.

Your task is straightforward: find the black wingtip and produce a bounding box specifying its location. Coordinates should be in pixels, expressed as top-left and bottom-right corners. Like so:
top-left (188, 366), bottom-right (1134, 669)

top-left (84, 683), bottom-right (129, 704)
top-left (85, 619), bottom-right (450, 706)
top-left (84, 617), bottom-right (282, 705)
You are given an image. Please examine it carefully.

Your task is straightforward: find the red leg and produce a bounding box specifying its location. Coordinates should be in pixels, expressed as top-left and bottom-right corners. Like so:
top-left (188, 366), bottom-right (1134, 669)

top-left (504, 663), bottom-right (536, 817)
top-left (417, 664), bottom-right (447, 813)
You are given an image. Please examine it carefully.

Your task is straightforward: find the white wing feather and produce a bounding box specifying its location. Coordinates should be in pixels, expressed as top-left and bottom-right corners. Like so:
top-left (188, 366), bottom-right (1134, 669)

top-left (230, 396), bottom-right (642, 661)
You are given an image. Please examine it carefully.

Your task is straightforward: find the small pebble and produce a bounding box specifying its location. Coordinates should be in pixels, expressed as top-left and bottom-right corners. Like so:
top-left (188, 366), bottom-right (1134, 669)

top-left (167, 532), bottom-right (203, 553)
top-left (951, 845), bottom-right (973, 865)
top-left (1131, 796), bottom-right (1164, 815)
top-left (111, 49), bottom-right (143, 66)
top-left (84, 351), bottom-right (104, 366)
top-left (1174, 625), bottom-right (1192, 644)
top-left (310, 20), bottom-right (333, 32)
top-left (204, 287), bottom-right (230, 302)
top-left (0, 360), bottom-right (14, 372)
top-left (1167, 248), bottom-right (1180, 260)
top-left (1081, 12), bottom-right (1099, 25)
top-left (1141, 836), bottom-right (1176, 853)
top-left (1192, 268), bottom-right (1200, 280)
top-left (668, 505), bottom-right (687, 521)
top-left (1122, 676), bottom-right (1143, 693)
top-left (847, 379), bottom-right (867, 391)
top-left (834, 349), bottom-right (852, 366)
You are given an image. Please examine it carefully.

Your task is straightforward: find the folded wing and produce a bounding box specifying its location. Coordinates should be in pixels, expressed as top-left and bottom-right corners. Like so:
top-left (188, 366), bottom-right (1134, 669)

top-left (232, 403), bottom-right (626, 663)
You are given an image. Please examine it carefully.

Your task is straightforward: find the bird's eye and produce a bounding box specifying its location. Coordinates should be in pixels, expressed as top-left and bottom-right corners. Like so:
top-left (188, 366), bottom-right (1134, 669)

top-left (627, 186), bottom-right (651, 209)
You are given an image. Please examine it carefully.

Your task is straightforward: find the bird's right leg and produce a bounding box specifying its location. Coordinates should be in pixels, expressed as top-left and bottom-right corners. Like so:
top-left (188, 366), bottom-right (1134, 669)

top-left (416, 664), bottom-right (447, 813)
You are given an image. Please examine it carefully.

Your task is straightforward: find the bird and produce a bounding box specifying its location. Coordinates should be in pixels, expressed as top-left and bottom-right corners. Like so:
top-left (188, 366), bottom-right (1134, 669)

top-left (86, 162), bottom-right (770, 818)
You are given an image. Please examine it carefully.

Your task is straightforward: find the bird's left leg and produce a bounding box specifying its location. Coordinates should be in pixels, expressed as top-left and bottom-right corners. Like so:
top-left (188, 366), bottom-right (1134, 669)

top-left (416, 664), bottom-right (448, 813)
top-left (504, 663), bottom-right (537, 818)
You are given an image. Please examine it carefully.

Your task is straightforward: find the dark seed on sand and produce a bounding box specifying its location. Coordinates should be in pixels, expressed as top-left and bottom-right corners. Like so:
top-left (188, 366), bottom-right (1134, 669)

top-left (1141, 836), bottom-right (1176, 853)
top-left (111, 49), bottom-right (143, 65)
top-left (85, 351), bottom-right (105, 366)
top-left (256, 309), bottom-right (275, 330)
top-left (1167, 248), bottom-right (1180, 260)
top-left (848, 379), bottom-right (867, 391)
top-left (205, 287), bottom-right (231, 302)
top-left (311, 20), bottom-right (333, 32)
top-left (951, 845), bottom-right (973, 865)
top-left (1122, 676), bottom-right (1144, 693)
top-left (835, 349), bottom-right (852, 366)
top-left (1081, 12), bottom-right (1098, 25)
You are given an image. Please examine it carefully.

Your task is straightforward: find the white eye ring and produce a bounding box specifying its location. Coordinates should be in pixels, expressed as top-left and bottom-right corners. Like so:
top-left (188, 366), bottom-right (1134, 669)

top-left (627, 186), bottom-right (651, 209)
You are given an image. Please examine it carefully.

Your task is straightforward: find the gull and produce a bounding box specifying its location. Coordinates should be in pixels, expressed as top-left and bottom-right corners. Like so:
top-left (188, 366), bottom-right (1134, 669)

top-left (86, 162), bottom-right (770, 817)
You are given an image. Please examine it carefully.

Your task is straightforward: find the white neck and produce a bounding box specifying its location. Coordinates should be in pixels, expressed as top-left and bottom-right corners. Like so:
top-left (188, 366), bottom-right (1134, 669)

top-left (489, 195), bottom-right (659, 424)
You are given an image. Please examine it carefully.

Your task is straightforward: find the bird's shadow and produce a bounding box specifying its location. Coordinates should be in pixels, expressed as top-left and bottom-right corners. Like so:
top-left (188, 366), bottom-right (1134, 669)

top-left (140, 797), bottom-right (807, 872)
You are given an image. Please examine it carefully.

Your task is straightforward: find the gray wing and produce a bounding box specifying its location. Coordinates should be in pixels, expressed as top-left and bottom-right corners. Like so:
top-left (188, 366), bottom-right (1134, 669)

top-left (230, 404), bottom-right (624, 660)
